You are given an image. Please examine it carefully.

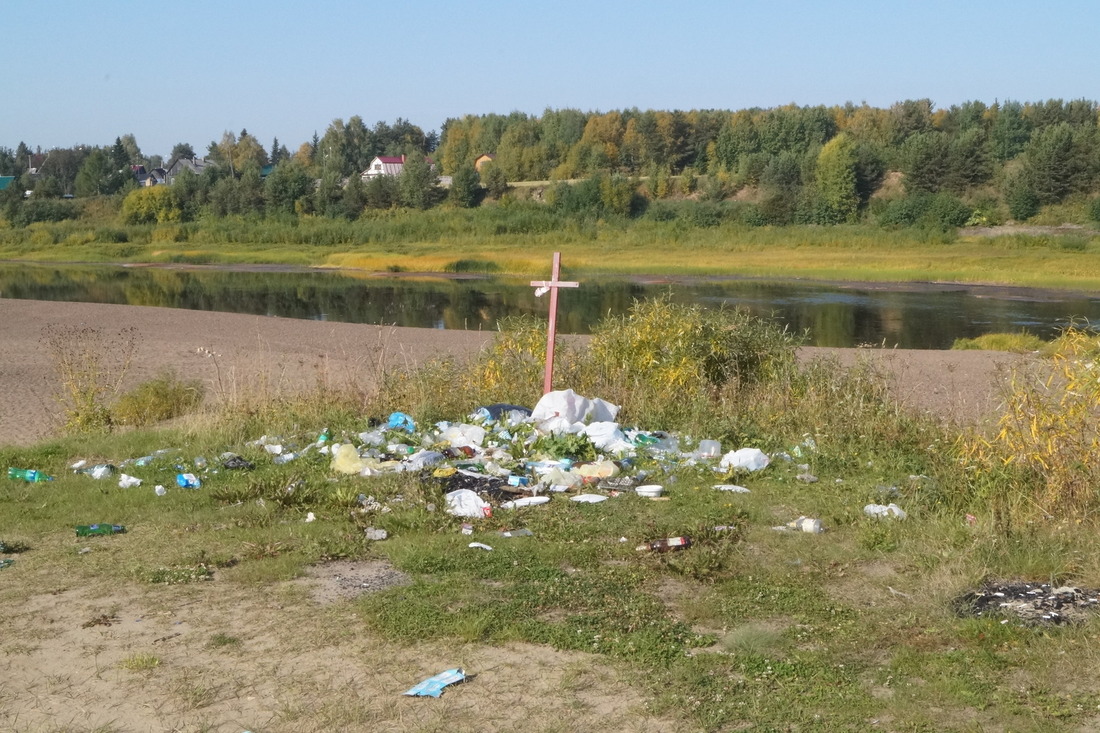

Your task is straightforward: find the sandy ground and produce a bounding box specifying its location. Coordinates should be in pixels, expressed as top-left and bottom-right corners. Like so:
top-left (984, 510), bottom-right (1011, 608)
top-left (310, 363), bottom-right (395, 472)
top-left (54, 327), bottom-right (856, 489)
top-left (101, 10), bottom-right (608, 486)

top-left (0, 299), bottom-right (1027, 448)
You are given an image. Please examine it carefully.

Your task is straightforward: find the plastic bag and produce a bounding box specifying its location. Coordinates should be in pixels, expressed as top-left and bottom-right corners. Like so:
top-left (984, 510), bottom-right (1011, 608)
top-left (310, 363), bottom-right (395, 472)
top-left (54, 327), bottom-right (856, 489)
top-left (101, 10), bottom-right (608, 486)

top-left (331, 443), bottom-right (367, 475)
top-left (438, 424), bottom-right (487, 449)
top-left (864, 503), bottom-right (907, 519)
top-left (720, 448), bottom-right (770, 472)
top-left (531, 389), bottom-right (619, 424)
top-left (387, 412), bottom-right (417, 432)
top-left (583, 422), bottom-right (633, 453)
top-left (404, 668), bottom-right (466, 697)
top-left (445, 489), bottom-right (492, 518)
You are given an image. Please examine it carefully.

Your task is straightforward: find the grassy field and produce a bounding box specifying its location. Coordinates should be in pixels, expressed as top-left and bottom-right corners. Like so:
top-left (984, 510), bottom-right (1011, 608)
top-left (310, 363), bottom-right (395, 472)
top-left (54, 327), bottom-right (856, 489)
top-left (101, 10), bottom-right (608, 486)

top-left (4, 304), bottom-right (1100, 731)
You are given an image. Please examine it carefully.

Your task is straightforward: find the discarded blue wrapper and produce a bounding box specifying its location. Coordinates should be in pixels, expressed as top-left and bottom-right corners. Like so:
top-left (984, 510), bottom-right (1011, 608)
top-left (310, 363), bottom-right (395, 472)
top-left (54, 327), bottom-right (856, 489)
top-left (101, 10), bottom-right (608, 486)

top-left (387, 411), bottom-right (417, 433)
top-left (404, 668), bottom-right (466, 697)
top-left (176, 473), bottom-right (201, 489)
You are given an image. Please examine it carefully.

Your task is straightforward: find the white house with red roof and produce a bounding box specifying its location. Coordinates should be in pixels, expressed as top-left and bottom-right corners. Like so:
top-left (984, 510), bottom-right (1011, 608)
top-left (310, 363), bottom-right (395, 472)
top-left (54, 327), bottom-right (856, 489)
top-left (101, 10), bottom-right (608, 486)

top-left (361, 155), bottom-right (407, 180)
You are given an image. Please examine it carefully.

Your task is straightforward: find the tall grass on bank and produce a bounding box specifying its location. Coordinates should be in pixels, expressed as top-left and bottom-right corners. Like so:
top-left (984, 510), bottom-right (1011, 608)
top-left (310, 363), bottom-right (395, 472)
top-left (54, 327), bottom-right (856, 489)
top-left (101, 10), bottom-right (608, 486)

top-left (4, 203), bottom-right (1100, 287)
top-left (956, 326), bottom-right (1100, 523)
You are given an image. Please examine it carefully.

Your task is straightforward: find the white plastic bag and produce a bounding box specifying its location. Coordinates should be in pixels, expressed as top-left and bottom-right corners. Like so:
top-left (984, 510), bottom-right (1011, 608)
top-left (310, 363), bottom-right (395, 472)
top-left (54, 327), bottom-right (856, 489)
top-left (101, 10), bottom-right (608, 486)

top-left (531, 389), bottom-right (619, 424)
top-left (583, 422), bottom-right (633, 453)
top-left (445, 489), bottom-right (492, 518)
top-left (720, 448), bottom-right (770, 472)
top-left (438, 423), bottom-right (487, 449)
top-left (864, 503), bottom-right (907, 519)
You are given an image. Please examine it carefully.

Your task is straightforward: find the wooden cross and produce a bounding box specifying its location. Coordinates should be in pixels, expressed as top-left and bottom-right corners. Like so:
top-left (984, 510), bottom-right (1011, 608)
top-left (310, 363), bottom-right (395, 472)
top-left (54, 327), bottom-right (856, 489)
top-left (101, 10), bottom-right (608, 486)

top-left (530, 251), bottom-right (579, 394)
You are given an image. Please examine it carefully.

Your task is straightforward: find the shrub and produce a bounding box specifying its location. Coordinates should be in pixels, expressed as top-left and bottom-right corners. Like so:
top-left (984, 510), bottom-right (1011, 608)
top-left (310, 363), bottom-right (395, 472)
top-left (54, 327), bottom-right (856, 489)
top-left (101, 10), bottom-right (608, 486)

top-left (10, 199), bottom-right (79, 227)
top-left (120, 187), bottom-right (181, 224)
top-left (94, 227), bottom-right (129, 243)
top-left (957, 326), bottom-right (1100, 521)
top-left (877, 192), bottom-right (970, 232)
top-left (1090, 197), bottom-right (1100, 223)
top-left (442, 259), bottom-right (500, 274)
top-left (578, 297), bottom-right (800, 428)
top-left (112, 371), bottom-right (205, 426)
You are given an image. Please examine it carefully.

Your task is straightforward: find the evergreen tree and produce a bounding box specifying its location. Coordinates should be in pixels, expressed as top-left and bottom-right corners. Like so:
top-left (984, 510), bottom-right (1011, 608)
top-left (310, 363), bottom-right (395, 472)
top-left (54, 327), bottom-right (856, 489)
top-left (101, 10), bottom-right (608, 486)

top-left (481, 163), bottom-right (508, 198)
top-left (398, 152), bottom-right (439, 209)
top-left (901, 131), bottom-right (951, 193)
top-left (110, 137), bottom-right (130, 170)
top-left (448, 162), bottom-right (481, 207)
top-left (341, 174), bottom-right (367, 218)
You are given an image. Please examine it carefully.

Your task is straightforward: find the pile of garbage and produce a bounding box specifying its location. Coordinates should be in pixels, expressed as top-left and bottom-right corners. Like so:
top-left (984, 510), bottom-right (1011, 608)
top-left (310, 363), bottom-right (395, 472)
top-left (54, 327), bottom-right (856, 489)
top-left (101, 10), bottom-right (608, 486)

top-left (954, 580), bottom-right (1100, 626)
top-left (312, 390), bottom-right (775, 520)
top-left (13, 389), bottom-right (911, 546)
top-left (23, 389), bottom-right (797, 540)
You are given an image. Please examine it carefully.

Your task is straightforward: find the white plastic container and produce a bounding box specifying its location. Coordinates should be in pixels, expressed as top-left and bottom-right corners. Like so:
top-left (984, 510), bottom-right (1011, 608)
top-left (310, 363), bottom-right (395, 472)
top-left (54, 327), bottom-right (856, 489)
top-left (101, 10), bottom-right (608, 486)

top-left (635, 484), bottom-right (664, 498)
top-left (789, 516), bottom-right (823, 533)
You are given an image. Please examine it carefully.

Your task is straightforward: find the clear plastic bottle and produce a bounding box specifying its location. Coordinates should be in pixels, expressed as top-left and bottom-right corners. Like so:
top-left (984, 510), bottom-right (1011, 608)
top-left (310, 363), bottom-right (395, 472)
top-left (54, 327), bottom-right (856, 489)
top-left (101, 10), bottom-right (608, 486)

top-left (8, 467), bottom-right (53, 482)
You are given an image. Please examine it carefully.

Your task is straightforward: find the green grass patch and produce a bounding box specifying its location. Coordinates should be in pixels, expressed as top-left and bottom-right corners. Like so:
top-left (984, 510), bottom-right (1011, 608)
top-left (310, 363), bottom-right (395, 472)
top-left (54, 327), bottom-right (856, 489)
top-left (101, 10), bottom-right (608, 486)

top-left (952, 331), bottom-right (1048, 352)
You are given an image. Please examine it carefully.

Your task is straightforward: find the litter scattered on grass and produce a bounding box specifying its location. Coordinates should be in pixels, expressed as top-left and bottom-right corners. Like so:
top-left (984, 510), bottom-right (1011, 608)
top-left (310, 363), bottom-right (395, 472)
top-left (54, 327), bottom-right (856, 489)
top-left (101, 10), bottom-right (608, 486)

top-left (864, 503), bottom-right (907, 519)
top-left (75, 524), bottom-right (126, 537)
top-left (774, 517), bottom-right (823, 534)
top-left (404, 668), bottom-right (466, 698)
top-left (570, 494), bottom-right (609, 503)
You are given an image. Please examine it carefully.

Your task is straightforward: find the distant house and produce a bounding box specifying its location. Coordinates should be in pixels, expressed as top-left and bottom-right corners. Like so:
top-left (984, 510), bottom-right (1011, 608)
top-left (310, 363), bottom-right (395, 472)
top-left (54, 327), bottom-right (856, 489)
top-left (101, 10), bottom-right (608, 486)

top-left (474, 153), bottom-right (496, 172)
top-left (131, 164), bottom-right (162, 187)
top-left (164, 156), bottom-right (213, 184)
top-left (361, 155), bottom-right (407, 180)
top-left (360, 154), bottom-right (438, 181)
top-left (0, 176), bottom-right (14, 192)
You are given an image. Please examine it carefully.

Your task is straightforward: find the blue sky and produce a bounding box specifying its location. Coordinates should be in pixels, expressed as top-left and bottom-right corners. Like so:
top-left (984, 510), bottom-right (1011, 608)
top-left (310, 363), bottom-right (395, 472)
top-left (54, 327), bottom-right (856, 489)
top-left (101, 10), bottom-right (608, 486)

top-left (5, 0), bottom-right (1097, 159)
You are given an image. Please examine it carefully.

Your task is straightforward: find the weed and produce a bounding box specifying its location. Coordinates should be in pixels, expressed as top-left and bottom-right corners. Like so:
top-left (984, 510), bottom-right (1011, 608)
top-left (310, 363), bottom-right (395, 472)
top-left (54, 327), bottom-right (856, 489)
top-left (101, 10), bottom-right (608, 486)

top-left (145, 564), bottom-right (214, 584)
top-left (207, 633), bottom-right (242, 649)
top-left (118, 653), bottom-right (161, 671)
top-left (112, 370), bottom-right (205, 426)
top-left (42, 324), bottom-right (136, 432)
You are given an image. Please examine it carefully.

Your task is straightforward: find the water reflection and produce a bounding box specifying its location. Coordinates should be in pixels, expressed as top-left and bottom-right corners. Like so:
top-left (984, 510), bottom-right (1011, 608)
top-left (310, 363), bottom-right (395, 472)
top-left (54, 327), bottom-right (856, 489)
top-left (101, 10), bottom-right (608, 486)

top-left (1, 263), bottom-right (1097, 349)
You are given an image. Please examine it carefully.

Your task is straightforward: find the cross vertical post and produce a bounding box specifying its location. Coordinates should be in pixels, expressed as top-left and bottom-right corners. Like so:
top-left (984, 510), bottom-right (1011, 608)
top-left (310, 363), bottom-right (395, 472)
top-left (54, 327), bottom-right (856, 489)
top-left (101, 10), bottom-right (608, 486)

top-left (530, 251), bottom-right (579, 394)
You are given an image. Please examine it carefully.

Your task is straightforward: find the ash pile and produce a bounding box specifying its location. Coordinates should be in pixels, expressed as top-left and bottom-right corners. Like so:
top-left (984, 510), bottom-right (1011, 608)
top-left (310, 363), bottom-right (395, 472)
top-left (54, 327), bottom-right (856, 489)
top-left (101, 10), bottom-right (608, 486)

top-left (954, 581), bottom-right (1100, 626)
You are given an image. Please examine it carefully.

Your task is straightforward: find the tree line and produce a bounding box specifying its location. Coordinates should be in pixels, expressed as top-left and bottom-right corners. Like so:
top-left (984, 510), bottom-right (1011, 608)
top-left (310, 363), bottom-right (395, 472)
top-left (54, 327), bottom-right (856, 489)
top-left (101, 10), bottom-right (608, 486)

top-left (3, 99), bottom-right (1100, 228)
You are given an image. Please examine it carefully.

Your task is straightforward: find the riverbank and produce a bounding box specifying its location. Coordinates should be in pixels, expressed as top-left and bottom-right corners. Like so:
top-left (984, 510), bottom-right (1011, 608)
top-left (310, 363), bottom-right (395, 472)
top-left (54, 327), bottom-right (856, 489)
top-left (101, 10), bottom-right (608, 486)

top-left (2, 215), bottom-right (1100, 290)
top-left (0, 299), bottom-right (1024, 447)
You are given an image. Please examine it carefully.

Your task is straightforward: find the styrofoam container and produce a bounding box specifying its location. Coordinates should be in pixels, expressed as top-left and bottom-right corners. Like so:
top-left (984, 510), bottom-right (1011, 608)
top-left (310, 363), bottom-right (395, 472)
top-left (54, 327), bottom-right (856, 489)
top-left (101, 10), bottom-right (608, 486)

top-left (635, 484), bottom-right (664, 498)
